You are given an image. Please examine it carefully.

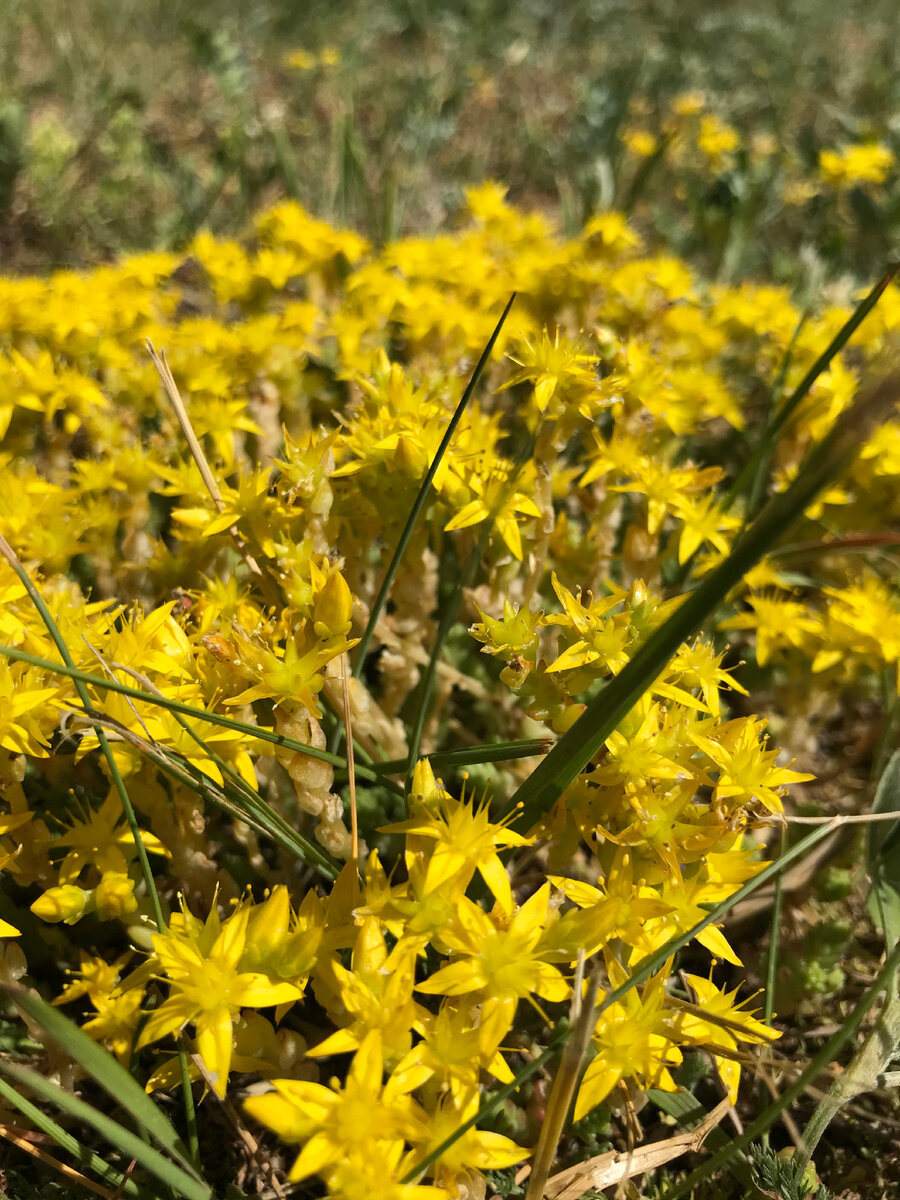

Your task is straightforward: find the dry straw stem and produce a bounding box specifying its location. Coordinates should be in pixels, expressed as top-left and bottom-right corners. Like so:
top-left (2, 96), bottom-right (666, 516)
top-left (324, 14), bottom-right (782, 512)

top-left (146, 339), bottom-right (280, 608)
top-left (540, 1098), bottom-right (731, 1200)
top-left (0, 1123), bottom-right (121, 1200)
top-left (524, 954), bottom-right (601, 1200)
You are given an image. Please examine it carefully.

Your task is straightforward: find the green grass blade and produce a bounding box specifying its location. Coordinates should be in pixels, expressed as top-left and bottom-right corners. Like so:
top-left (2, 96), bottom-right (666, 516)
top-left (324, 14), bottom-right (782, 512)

top-left (0, 643), bottom-right (368, 777)
top-left (89, 721), bottom-right (341, 880)
top-left (666, 934), bottom-right (900, 1199)
top-left (725, 263), bottom-right (897, 512)
top-left (0, 1060), bottom-right (212, 1200)
top-left (0, 1075), bottom-right (143, 1198)
top-left (0, 538), bottom-right (165, 929)
top-left (369, 738), bottom-right (548, 775)
top-left (507, 369), bottom-right (899, 832)
top-left (865, 750), bottom-right (900, 985)
top-left (351, 292), bottom-right (516, 679)
top-left (5, 986), bottom-right (202, 1180)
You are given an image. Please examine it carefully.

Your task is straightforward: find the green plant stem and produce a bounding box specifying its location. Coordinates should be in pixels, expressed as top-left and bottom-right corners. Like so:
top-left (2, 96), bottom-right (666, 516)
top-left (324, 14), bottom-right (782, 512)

top-left (370, 738), bottom-right (548, 774)
top-left (799, 992), bottom-right (900, 1170)
top-left (351, 293), bottom-right (516, 681)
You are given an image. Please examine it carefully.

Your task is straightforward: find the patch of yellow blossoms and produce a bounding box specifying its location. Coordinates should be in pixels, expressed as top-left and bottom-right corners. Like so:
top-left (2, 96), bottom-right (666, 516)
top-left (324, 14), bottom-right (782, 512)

top-left (0, 185), bottom-right (898, 1196)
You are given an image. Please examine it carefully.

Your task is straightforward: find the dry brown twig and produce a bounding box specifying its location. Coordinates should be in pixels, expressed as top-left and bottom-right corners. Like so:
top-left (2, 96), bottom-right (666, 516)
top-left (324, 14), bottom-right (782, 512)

top-left (541, 1097), bottom-right (731, 1200)
top-left (146, 339), bottom-right (281, 608)
top-left (0, 1122), bottom-right (120, 1200)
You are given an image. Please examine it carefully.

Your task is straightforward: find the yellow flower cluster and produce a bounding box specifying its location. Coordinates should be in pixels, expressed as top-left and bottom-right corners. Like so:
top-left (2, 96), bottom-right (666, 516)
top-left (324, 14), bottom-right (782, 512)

top-left (0, 184), bottom-right (898, 1195)
top-left (819, 141), bottom-right (896, 188)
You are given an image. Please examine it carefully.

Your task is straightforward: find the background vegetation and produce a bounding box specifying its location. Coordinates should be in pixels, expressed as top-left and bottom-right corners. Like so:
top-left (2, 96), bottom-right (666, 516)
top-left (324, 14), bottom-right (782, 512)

top-left (1, 0), bottom-right (899, 279)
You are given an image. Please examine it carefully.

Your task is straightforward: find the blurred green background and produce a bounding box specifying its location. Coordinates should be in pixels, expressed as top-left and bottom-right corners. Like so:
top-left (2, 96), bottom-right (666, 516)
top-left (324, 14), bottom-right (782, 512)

top-left (1, 0), bottom-right (898, 281)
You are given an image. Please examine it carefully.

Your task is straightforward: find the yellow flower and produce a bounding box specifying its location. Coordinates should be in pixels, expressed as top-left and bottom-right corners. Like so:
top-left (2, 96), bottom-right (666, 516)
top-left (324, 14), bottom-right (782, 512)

top-left (444, 467), bottom-right (542, 561)
top-left (416, 886), bottom-right (570, 1052)
top-left (381, 792), bottom-right (532, 917)
top-left (670, 974), bottom-right (780, 1104)
top-left (819, 142), bottom-right (895, 188)
top-left (138, 901), bottom-right (306, 1096)
top-left (622, 128), bottom-right (658, 158)
top-left (575, 964), bottom-right (681, 1120)
top-left (696, 114), bottom-right (739, 167)
top-left (691, 717), bottom-right (814, 815)
top-left (243, 1031), bottom-right (423, 1182)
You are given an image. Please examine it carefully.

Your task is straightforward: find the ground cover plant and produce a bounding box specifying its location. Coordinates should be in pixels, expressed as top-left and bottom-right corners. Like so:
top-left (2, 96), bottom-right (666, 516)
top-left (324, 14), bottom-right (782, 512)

top-left (2, 5), bottom-right (900, 1200)
top-left (0, 185), bottom-right (898, 1198)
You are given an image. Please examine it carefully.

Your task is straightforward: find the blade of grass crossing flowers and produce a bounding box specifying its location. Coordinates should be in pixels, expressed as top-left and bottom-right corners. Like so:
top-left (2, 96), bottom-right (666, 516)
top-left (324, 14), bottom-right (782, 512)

top-left (404, 416), bottom-right (542, 792)
top-left (725, 263), bottom-right (898, 513)
top-left (507, 368), bottom-right (899, 833)
top-left (6, 986), bottom-right (202, 1178)
top-left (0, 644), bottom-right (365, 777)
top-left (0, 534), bottom-right (165, 935)
top-left (95, 661), bottom-right (352, 873)
top-left (760, 823), bottom-right (786, 1150)
top-left (400, 818), bottom-right (836, 1184)
top-left (0, 1076), bottom-right (142, 1199)
top-left (369, 738), bottom-right (549, 775)
top-left (0, 1060), bottom-right (212, 1200)
top-left (351, 292), bottom-right (516, 680)
top-left (401, 1025), bottom-right (571, 1185)
top-left (78, 712), bottom-right (341, 880)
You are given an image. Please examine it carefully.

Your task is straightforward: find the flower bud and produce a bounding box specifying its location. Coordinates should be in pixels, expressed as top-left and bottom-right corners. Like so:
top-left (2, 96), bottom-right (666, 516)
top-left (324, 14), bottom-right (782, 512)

top-left (95, 872), bottom-right (138, 920)
top-left (312, 572), bottom-right (353, 639)
top-left (32, 885), bottom-right (90, 925)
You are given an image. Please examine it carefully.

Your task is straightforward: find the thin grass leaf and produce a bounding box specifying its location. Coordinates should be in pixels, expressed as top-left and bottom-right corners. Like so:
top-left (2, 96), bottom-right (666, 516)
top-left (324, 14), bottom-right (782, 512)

top-left (507, 369), bottom-right (899, 832)
top-left (0, 644), bottom-right (371, 777)
top-left (0, 537), bottom-right (165, 929)
top-left (743, 309), bottom-right (809, 522)
top-left (866, 750), bottom-right (900, 985)
top-left (351, 293), bottom-right (517, 679)
top-left (404, 415), bottom-right (543, 790)
top-left (369, 738), bottom-right (549, 775)
top-left (5, 986), bottom-right (202, 1180)
top-left (0, 1060), bottom-right (212, 1200)
top-left (667, 935), bottom-right (900, 1199)
top-left (725, 263), bottom-right (898, 512)
top-left (0, 1076), bottom-right (143, 1199)
top-left (77, 712), bottom-right (341, 879)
